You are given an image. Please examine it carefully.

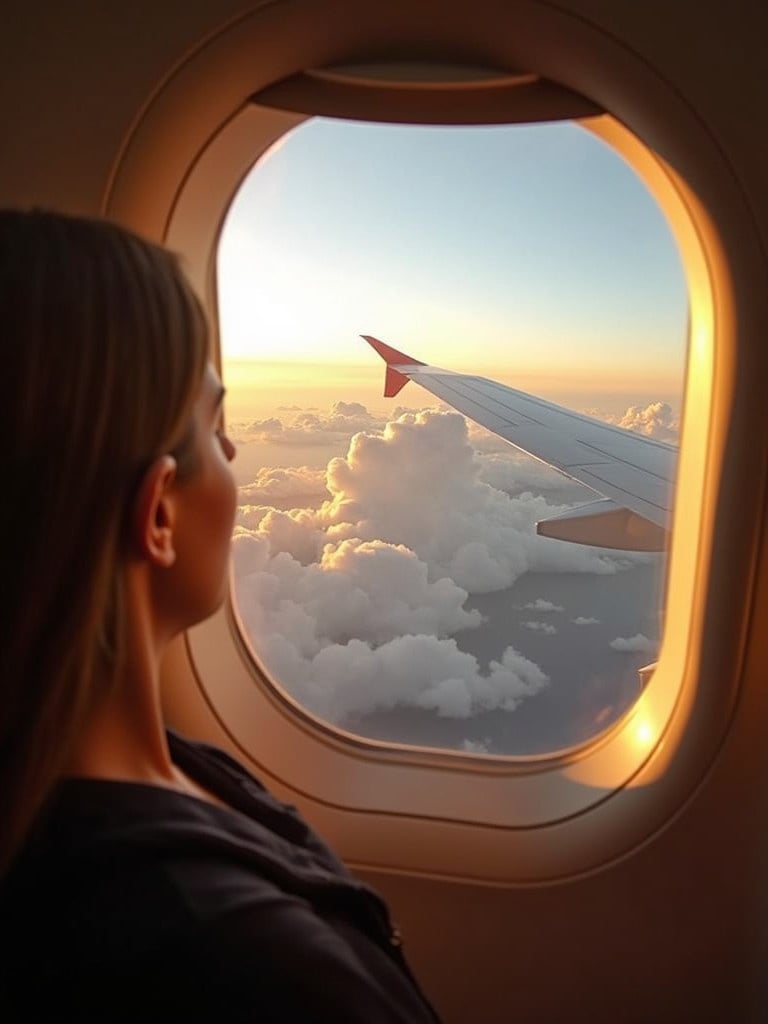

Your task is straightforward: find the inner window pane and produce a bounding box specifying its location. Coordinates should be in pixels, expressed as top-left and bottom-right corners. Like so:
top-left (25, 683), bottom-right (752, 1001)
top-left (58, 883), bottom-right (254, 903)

top-left (217, 117), bottom-right (687, 756)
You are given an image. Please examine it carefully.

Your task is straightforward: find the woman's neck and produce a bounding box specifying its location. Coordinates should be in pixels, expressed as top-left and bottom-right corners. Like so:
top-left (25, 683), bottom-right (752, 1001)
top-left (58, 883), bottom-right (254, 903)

top-left (66, 668), bottom-right (175, 786)
top-left (66, 563), bottom-right (177, 786)
top-left (66, 679), bottom-right (230, 809)
top-left (64, 558), bottom-right (232, 810)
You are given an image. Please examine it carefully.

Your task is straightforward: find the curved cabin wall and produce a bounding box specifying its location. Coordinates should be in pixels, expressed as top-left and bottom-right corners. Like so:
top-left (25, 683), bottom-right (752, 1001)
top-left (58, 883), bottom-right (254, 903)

top-left (3, 3), bottom-right (768, 1021)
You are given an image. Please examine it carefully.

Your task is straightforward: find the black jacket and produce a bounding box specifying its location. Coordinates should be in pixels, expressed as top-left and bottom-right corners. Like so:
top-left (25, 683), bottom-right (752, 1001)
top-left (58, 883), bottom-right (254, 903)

top-left (0, 730), bottom-right (440, 1023)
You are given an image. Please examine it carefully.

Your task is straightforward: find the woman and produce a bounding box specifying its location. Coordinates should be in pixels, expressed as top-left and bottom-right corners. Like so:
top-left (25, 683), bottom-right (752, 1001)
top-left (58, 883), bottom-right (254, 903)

top-left (0, 210), bottom-right (440, 1023)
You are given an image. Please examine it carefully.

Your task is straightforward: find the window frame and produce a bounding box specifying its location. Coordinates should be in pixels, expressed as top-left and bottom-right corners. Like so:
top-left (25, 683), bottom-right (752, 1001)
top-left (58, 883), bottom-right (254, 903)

top-left (105, 4), bottom-right (759, 882)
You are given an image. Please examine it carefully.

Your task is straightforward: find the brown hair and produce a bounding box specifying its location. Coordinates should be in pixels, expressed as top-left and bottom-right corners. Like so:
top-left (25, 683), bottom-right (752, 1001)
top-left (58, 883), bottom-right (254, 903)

top-left (0, 210), bottom-right (209, 874)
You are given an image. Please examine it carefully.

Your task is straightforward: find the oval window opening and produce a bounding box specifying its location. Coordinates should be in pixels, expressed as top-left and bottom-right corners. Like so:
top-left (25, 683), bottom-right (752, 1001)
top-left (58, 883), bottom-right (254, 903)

top-left (217, 115), bottom-right (687, 757)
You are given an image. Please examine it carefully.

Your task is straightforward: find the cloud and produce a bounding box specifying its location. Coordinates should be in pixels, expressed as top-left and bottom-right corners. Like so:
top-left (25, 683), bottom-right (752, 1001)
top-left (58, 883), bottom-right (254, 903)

top-left (234, 533), bottom-right (482, 644)
top-left (297, 636), bottom-right (546, 721)
top-left (616, 402), bottom-right (678, 441)
top-left (523, 598), bottom-right (564, 612)
top-left (461, 737), bottom-right (492, 754)
top-left (242, 416), bottom-right (284, 438)
top-left (234, 545), bottom-right (548, 719)
top-left (239, 466), bottom-right (329, 504)
top-left (237, 416), bottom-right (337, 446)
top-left (318, 411), bottom-right (621, 593)
top-left (392, 404), bottom-right (431, 419)
top-left (585, 402), bottom-right (679, 443)
top-left (235, 506), bottom-right (327, 565)
top-left (522, 621), bottom-right (557, 635)
top-left (235, 401), bottom-right (386, 446)
top-left (609, 633), bottom-right (654, 652)
top-left (331, 400), bottom-right (369, 418)
top-left (233, 407), bottom-right (632, 723)
top-left (573, 616), bottom-right (600, 626)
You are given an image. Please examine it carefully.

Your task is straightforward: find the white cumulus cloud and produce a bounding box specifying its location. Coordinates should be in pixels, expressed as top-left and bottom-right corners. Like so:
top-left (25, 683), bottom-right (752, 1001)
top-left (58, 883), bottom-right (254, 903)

top-left (573, 616), bottom-right (600, 626)
top-left (616, 402), bottom-right (678, 441)
top-left (523, 599), bottom-right (564, 612)
top-left (522, 621), bottom-right (557, 635)
top-left (239, 466), bottom-right (329, 504)
top-left (235, 534), bottom-right (482, 643)
top-left (242, 625), bottom-right (549, 722)
top-left (232, 407), bottom-right (632, 724)
top-left (235, 401), bottom-right (386, 446)
top-left (585, 402), bottom-right (679, 443)
top-left (609, 633), bottom-right (654, 652)
top-left (319, 410), bottom-right (621, 593)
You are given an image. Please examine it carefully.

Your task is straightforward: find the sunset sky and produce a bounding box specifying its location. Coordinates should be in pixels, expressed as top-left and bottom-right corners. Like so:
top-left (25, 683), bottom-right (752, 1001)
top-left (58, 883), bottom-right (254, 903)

top-left (217, 115), bottom-right (688, 421)
top-left (218, 115), bottom-right (684, 753)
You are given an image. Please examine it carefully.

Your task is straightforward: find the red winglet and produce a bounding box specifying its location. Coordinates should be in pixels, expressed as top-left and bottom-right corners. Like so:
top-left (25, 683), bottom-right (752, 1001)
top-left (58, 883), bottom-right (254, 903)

top-left (361, 335), bottom-right (425, 398)
top-left (361, 335), bottom-right (425, 368)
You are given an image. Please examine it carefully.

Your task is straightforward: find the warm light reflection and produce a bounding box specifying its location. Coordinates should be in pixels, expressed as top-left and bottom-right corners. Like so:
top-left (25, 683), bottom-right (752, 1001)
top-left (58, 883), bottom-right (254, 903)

top-left (633, 719), bottom-right (655, 748)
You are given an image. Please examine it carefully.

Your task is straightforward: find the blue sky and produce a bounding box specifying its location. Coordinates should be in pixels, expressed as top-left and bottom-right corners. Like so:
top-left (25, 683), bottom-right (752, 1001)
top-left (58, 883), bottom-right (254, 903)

top-left (218, 116), bottom-right (688, 405)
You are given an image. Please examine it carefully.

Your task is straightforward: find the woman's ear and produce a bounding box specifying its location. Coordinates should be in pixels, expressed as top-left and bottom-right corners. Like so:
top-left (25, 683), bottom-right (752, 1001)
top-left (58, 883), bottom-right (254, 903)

top-left (131, 455), bottom-right (178, 568)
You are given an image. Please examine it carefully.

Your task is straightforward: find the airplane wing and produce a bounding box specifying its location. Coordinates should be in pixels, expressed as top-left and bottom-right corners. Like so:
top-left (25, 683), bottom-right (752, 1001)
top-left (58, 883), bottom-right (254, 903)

top-left (362, 335), bottom-right (677, 552)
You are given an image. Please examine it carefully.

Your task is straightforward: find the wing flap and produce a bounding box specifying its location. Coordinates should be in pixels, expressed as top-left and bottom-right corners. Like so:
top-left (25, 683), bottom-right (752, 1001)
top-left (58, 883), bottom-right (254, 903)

top-left (537, 499), bottom-right (667, 551)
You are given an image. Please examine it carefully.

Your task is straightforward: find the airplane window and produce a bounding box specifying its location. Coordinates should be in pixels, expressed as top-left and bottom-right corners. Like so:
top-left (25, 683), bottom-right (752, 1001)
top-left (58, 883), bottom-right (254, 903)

top-left (217, 117), bottom-right (687, 756)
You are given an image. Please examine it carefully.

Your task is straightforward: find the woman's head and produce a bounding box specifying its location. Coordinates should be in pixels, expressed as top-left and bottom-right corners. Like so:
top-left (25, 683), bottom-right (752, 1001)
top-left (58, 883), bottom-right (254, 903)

top-left (0, 209), bottom-right (222, 871)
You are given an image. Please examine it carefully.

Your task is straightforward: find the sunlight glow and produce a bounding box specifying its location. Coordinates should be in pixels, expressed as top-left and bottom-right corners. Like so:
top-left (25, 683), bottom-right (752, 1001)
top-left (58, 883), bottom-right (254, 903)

top-left (633, 719), bottom-right (655, 748)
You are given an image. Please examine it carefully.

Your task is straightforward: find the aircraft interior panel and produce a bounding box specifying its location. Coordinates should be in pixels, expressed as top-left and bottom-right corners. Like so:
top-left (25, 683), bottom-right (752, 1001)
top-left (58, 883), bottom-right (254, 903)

top-left (3, 1), bottom-right (768, 1020)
